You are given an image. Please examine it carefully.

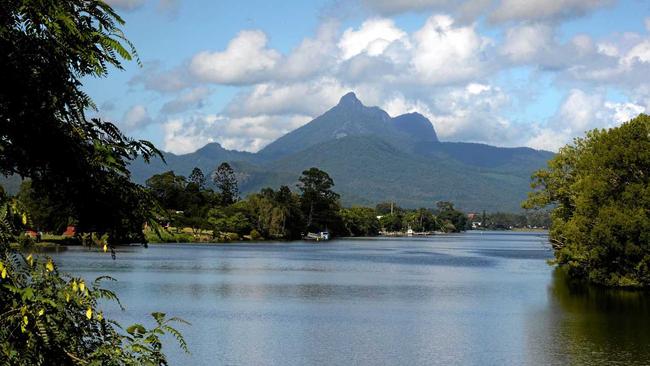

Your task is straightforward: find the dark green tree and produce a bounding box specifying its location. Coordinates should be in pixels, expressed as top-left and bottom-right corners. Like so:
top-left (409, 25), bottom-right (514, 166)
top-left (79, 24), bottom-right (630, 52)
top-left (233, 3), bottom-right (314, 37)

top-left (0, 0), bottom-right (161, 244)
top-left (298, 168), bottom-right (342, 233)
top-left (16, 181), bottom-right (73, 233)
top-left (213, 162), bottom-right (239, 206)
top-left (436, 201), bottom-right (467, 233)
top-left (340, 207), bottom-right (380, 236)
top-left (146, 171), bottom-right (188, 210)
top-left (0, 0), bottom-right (186, 363)
top-left (524, 114), bottom-right (650, 287)
top-left (188, 167), bottom-right (206, 190)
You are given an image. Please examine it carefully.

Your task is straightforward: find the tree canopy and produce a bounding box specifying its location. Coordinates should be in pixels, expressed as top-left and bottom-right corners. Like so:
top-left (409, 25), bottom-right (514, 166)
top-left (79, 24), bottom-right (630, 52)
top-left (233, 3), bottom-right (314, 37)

top-left (1, 1), bottom-right (186, 363)
top-left (524, 114), bottom-right (650, 287)
top-left (1, 0), bottom-right (161, 244)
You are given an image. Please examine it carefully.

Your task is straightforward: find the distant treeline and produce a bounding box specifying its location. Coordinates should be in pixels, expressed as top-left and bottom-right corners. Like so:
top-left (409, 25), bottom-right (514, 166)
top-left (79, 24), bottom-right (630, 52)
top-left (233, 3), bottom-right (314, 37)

top-left (471, 211), bottom-right (551, 230)
top-left (6, 163), bottom-right (548, 242)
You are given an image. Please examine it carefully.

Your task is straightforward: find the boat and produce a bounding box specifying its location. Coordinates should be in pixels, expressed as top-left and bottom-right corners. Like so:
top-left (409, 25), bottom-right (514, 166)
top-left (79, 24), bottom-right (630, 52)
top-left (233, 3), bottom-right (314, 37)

top-left (304, 231), bottom-right (330, 241)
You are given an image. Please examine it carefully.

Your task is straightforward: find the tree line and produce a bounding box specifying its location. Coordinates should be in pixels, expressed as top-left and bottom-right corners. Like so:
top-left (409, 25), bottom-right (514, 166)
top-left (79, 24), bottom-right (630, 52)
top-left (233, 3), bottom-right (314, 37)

top-left (130, 163), bottom-right (471, 241)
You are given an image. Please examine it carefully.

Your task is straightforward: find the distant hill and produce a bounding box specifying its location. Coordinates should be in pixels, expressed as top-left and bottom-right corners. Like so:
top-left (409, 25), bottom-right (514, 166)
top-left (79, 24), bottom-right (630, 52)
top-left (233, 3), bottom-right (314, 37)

top-left (124, 92), bottom-right (553, 212)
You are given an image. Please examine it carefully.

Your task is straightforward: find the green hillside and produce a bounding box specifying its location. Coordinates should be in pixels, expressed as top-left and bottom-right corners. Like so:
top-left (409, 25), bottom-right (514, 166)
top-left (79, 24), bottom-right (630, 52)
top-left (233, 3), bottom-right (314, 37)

top-left (120, 92), bottom-right (553, 212)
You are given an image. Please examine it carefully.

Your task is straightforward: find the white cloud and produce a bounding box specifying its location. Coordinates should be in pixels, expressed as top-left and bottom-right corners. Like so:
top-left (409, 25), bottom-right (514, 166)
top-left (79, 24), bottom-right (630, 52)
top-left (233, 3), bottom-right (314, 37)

top-left (360, 0), bottom-right (612, 22)
top-left (500, 23), bottom-right (554, 63)
top-left (381, 83), bottom-right (517, 145)
top-left (490, 0), bottom-right (614, 23)
top-left (278, 21), bottom-right (340, 80)
top-left (161, 87), bottom-right (211, 114)
top-left (124, 10), bottom-right (650, 153)
top-left (121, 105), bottom-right (152, 131)
top-left (189, 30), bottom-right (281, 85)
top-left (526, 89), bottom-right (646, 151)
top-left (410, 15), bottom-right (491, 84)
top-left (162, 114), bottom-right (312, 153)
top-left (360, 0), bottom-right (453, 15)
top-left (338, 18), bottom-right (408, 60)
top-left (130, 62), bottom-right (192, 93)
top-left (225, 78), bottom-right (350, 117)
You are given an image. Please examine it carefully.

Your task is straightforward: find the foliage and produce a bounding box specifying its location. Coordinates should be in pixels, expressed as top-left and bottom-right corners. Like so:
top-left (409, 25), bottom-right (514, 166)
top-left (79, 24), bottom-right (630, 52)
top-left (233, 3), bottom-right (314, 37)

top-left (298, 168), bottom-right (342, 232)
top-left (213, 163), bottom-right (239, 206)
top-left (0, 202), bottom-right (188, 365)
top-left (16, 181), bottom-right (73, 233)
top-left (188, 167), bottom-right (207, 190)
top-left (435, 202), bottom-right (468, 233)
top-left (0, 0), bottom-right (162, 244)
top-left (0, 1), bottom-right (189, 363)
top-left (523, 114), bottom-right (650, 287)
top-left (340, 207), bottom-right (380, 236)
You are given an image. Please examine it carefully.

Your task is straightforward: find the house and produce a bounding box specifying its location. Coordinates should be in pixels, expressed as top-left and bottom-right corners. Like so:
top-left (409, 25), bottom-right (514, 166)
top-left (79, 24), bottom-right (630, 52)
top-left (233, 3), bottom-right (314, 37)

top-left (62, 226), bottom-right (76, 237)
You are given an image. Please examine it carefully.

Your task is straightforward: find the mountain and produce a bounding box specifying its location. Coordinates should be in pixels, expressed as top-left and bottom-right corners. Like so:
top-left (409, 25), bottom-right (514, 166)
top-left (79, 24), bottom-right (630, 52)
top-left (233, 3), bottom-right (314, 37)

top-left (128, 142), bottom-right (259, 184)
top-left (123, 92), bottom-right (553, 212)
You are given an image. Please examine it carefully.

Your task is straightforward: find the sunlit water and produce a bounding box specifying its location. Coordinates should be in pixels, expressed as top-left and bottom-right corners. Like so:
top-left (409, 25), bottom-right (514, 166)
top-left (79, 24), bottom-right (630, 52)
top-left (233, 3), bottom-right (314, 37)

top-left (50, 232), bottom-right (650, 365)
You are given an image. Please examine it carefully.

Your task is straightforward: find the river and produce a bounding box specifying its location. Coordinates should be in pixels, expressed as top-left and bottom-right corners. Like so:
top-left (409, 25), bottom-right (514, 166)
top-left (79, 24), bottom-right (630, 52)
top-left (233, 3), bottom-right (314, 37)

top-left (51, 231), bottom-right (650, 365)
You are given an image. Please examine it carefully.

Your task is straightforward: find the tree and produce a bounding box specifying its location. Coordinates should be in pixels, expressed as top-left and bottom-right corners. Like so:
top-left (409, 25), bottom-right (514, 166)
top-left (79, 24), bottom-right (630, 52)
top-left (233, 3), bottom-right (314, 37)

top-left (523, 114), bottom-right (650, 287)
top-left (16, 181), bottom-right (73, 233)
top-left (0, 1), bottom-right (186, 362)
top-left (213, 162), bottom-right (239, 206)
top-left (340, 207), bottom-right (380, 236)
top-left (146, 171), bottom-right (188, 211)
top-left (188, 167), bottom-right (207, 190)
top-left (436, 201), bottom-right (467, 233)
top-left (0, 0), bottom-right (161, 244)
top-left (298, 168), bottom-right (342, 233)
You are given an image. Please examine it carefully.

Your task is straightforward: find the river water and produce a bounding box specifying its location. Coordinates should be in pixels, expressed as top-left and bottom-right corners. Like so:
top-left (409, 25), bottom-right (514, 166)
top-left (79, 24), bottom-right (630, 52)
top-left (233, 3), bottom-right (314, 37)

top-left (51, 232), bottom-right (650, 365)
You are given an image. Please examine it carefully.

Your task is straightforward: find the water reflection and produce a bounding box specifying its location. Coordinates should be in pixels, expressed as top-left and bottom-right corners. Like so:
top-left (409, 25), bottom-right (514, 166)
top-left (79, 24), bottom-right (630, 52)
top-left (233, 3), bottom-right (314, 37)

top-left (547, 268), bottom-right (650, 365)
top-left (49, 233), bottom-right (650, 365)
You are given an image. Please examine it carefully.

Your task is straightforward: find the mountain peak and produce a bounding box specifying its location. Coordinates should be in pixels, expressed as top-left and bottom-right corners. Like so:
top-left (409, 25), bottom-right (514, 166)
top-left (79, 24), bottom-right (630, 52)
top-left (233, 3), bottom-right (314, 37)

top-left (392, 112), bottom-right (439, 142)
top-left (338, 92), bottom-right (362, 107)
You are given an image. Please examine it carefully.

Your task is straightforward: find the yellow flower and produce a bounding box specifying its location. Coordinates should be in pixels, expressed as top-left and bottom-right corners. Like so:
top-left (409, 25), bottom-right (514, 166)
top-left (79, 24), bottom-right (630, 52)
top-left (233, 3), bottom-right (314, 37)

top-left (72, 281), bottom-right (78, 292)
top-left (97, 312), bottom-right (103, 321)
top-left (86, 308), bottom-right (92, 320)
top-left (103, 244), bottom-right (108, 253)
top-left (21, 213), bottom-right (27, 225)
top-left (23, 316), bottom-right (28, 326)
top-left (79, 281), bottom-right (85, 292)
top-left (45, 260), bottom-right (54, 272)
top-left (65, 293), bottom-right (70, 302)
top-left (1, 268), bottom-right (6, 279)
top-left (26, 254), bottom-right (33, 266)
top-left (38, 309), bottom-right (44, 316)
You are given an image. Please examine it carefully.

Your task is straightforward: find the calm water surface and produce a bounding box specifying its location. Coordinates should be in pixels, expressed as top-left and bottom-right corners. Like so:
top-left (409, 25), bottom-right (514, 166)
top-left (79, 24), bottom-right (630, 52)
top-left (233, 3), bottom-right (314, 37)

top-left (51, 232), bottom-right (650, 365)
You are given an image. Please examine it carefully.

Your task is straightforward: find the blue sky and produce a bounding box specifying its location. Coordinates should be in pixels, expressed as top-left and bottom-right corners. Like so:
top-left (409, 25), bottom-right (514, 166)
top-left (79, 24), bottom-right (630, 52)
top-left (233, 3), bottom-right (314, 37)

top-left (91, 0), bottom-right (650, 153)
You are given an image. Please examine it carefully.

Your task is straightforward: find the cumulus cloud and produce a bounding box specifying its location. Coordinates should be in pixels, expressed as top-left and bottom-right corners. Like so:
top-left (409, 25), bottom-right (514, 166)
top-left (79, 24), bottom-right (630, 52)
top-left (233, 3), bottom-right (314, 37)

top-left (278, 21), bottom-right (340, 80)
top-left (410, 15), bottom-right (491, 84)
top-left (189, 30), bottom-right (281, 85)
top-left (527, 89), bottom-right (646, 151)
top-left (360, 0), bottom-right (612, 22)
top-left (490, 0), bottom-right (614, 23)
top-left (130, 62), bottom-right (193, 93)
top-left (500, 23), bottom-right (554, 63)
top-left (338, 18), bottom-right (408, 60)
top-left (225, 78), bottom-right (350, 117)
top-left (161, 87), bottom-right (211, 114)
top-left (125, 9), bottom-right (650, 154)
top-left (121, 105), bottom-right (153, 131)
top-left (162, 113), bottom-right (312, 153)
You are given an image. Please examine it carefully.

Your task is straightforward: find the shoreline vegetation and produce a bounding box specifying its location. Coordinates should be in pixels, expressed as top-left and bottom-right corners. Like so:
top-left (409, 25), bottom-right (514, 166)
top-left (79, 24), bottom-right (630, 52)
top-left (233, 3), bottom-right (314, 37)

top-left (10, 164), bottom-right (550, 247)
